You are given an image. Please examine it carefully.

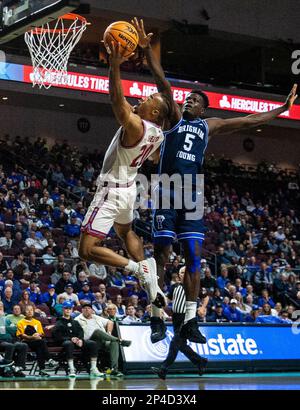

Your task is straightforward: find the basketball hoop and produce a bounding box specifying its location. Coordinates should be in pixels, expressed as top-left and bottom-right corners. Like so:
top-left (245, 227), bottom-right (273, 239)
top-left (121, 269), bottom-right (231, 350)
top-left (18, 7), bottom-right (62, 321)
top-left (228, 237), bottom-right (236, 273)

top-left (24, 13), bottom-right (88, 89)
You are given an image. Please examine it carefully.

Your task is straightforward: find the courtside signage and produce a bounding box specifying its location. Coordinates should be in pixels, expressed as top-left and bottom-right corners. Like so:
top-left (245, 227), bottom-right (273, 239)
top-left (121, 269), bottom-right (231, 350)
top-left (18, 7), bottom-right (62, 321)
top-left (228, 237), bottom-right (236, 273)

top-left (119, 324), bottom-right (300, 362)
top-left (1, 62), bottom-right (300, 121)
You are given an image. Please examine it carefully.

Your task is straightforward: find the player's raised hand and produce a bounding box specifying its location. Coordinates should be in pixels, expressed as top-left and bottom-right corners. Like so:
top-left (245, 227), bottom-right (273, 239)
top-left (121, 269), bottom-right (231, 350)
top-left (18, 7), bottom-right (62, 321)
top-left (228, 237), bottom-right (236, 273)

top-left (109, 42), bottom-right (134, 66)
top-left (131, 17), bottom-right (153, 48)
top-left (285, 84), bottom-right (298, 110)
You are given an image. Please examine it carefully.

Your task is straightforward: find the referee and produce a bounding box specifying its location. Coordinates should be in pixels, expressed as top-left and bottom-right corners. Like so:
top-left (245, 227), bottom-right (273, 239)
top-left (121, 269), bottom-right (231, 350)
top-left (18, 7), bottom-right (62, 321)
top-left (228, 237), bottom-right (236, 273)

top-left (151, 267), bottom-right (208, 380)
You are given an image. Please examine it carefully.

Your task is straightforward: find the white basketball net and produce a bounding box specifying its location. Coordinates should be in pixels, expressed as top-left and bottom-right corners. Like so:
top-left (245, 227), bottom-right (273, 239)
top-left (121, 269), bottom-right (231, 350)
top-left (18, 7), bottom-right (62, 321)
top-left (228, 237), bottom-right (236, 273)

top-left (24, 14), bottom-right (87, 89)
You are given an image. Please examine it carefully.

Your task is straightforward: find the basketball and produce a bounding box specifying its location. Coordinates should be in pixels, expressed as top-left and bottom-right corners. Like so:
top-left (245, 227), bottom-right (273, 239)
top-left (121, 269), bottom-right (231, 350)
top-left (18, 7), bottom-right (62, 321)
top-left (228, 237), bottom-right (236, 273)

top-left (103, 21), bottom-right (139, 58)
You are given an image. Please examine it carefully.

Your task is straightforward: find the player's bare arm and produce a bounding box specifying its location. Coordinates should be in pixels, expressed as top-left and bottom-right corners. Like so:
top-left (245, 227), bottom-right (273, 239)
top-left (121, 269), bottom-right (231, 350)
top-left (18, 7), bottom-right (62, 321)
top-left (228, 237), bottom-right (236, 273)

top-left (108, 42), bottom-right (144, 146)
top-left (207, 84), bottom-right (298, 137)
top-left (132, 17), bottom-right (181, 125)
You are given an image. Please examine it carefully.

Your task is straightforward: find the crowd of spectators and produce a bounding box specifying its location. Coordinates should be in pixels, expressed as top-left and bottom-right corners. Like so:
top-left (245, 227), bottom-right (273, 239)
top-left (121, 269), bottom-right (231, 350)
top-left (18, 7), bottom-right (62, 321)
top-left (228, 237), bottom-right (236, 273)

top-left (0, 134), bottom-right (300, 375)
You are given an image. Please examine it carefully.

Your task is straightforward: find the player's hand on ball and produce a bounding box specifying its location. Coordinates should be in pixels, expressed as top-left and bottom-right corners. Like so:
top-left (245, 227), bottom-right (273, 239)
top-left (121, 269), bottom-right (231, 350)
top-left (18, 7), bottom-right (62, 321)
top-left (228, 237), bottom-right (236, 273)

top-left (109, 42), bottom-right (134, 66)
top-left (131, 17), bottom-right (153, 48)
top-left (285, 83), bottom-right (298, 110)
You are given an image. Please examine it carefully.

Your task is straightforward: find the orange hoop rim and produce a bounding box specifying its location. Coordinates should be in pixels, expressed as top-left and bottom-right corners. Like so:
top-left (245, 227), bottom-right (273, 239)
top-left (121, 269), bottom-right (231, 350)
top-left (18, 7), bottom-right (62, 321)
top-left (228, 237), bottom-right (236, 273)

top-left (29, 13), bottom-right (87, 35)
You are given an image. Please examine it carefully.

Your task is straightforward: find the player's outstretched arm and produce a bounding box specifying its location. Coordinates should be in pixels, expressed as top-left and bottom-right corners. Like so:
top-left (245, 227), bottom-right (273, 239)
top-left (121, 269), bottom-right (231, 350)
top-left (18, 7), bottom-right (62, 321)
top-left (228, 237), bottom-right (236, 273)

top-left (132, 17), bottom-right (181, 125)
top-left (207, 84), bottom-right (298, 137)
top-left (109, 42), bottom-right (144, 145)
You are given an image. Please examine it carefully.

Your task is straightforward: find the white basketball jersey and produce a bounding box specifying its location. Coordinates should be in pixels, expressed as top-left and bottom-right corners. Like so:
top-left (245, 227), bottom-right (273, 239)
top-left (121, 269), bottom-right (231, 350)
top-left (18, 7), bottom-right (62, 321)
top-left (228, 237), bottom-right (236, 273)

top-left (97, 119), bottom-right (164, 185)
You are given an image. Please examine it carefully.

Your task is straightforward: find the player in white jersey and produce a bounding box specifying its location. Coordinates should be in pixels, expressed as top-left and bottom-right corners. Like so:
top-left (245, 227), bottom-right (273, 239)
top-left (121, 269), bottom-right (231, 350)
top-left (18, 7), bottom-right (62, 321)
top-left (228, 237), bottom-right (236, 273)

top-left (78, 42), bottom-right (169, 302)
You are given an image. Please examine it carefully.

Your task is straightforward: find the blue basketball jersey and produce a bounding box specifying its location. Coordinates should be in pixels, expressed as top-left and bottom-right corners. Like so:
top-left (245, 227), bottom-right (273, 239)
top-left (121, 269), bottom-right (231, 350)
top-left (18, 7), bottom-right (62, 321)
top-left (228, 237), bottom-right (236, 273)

top-left (159, 117), bottom-right (209, 182)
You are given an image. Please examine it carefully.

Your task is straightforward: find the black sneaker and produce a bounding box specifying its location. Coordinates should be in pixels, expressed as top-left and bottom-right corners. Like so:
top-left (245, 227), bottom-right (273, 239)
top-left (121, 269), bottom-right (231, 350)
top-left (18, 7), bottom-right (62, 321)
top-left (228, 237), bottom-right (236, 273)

top-left (151, 366), bottom-right (167, 380)
top-left (150, 317), bottom-right (166, 343)
top-left (120, 340), bottom-right (132, 347)
top-left (110, 368), bottom-right (124, 378)
top-left (13, 366), bottom-right (26, 377)
top-left (3, 368), bottom-right (14, 378)
top-left (180, 318), bottom-right (207, 344)
top-left (198, 358), bottom-right (208, 376)
top-left (0, 358), bottom-right (14, 368)
top-left (39, 369), bottom-right (50, 377)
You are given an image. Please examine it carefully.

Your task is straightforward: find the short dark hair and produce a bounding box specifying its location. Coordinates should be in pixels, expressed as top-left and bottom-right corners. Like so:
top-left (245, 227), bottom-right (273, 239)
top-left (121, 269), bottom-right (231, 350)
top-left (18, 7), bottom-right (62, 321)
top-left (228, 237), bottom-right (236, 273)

top-left (189, 89), bottom-right (210, 108)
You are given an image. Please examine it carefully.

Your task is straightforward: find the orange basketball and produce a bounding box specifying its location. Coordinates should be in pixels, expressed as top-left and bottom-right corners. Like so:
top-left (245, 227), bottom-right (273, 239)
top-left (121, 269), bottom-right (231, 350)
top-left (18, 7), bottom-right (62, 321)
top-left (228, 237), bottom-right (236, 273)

top-left (103, 21), bottom-right (139, 58)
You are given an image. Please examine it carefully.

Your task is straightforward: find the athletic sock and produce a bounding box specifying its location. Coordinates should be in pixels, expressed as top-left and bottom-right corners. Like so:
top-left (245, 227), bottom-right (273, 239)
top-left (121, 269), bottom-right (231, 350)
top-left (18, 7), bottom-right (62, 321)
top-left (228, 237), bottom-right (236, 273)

top-left (90, 358), bottom-right (98, 371)
top-left (151, 304), bottom-right (161, 318)
top-left (68, 359), bottom-right (75, 373)
top-left (124, 259), bottom-right (139, 274)
top-left (184, 301), bottom-right (197, 324)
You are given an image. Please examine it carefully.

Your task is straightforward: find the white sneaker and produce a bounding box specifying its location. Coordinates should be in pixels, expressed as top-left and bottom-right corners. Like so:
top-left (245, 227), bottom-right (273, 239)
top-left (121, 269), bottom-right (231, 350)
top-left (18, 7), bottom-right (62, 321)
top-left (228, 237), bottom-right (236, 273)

top-left (137, 257), bottom-right (158, 302)
top-left (68, 369), bottom-right (76, 378)
top-left (90, 368), bottom-right (105, 378)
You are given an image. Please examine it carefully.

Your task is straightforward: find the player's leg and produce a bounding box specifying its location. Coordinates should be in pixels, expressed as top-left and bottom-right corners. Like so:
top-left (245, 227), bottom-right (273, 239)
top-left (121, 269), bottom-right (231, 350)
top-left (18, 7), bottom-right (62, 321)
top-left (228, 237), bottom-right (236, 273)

top-left (178, 237), bottom-right (206, 344)
top-left (150, 210), bottom-right (176, 343)
top-left (114, 222), bottom-right (144, 262)
top-left (79, 187), bottom-right (140, 275)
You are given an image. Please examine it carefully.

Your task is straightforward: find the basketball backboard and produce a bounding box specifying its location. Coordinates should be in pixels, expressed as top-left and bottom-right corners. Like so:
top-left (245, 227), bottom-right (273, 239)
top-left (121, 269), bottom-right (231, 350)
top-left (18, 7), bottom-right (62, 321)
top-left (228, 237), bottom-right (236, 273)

top-left (0, 0), bottom-right (80, 44)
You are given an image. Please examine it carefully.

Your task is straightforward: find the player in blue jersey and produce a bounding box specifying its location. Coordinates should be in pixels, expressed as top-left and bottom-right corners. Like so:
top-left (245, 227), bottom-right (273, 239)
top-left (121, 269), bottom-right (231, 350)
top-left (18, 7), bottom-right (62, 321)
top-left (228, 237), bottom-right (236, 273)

top-left (133, 18), bottom-right (298, 344)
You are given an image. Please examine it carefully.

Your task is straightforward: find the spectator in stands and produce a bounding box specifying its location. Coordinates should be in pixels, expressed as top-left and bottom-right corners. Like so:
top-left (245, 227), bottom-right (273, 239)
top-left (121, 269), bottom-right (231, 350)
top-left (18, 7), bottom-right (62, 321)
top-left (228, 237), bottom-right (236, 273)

top-left (201, 267), bottom-right (217, 290)
top-left (64, 214), bottom-right (81, 237)
top-left (11, 253), bottom-right (30, 285)
top-left (25, 231), bottom-right (44, 251)
top-left (122, 305), bottom-right (141, 324)
top-left (121, 270), bottom-right (139, 289)
top-left (51, 254), bottom-right (72, 284)
top-left (244, 295), bottom-right (257, 313)
top-left (106, 304), bottom-right (120, 323)
top-left (0, 251), bottom-right (10, 272)
top-left (28, 253), bottom-right (43, 276)
top-left (55, 271), bottom-right (75, 295)
top-left (41, 284), bottom-right (57, 315)
top-left (52, 300), bottom-right (100, 378)
top-left (42, 246), bottom-right (56, 266)
top-left (78, 281), bottom-right (95, 305)
top-left (2, 287), bottom-right (19, 314)
top-left (16, 305), bottom-right (56, 377)
top-left (26, 280), bottom-right (42, 305)
top-left (217, 267), bottom-right (230, 290)
top-left (75, 302), bottom-right (131, 377)
top-left (92, 293), bottom-right (104, 316)
top-left (59, 283), bottom-right (80, 306)
top-left (115, 295), bottom-right (126, 319)
top-left (254, 262), bottom-right (273, 292)
top-left (88, 262), bottom-right (107, 280)
top-left (74, 271), bottom-right (89, 292)
top-left (258, 289), bottom-right (275, 308)
top-left (19, 289), bottom-right (36, 315)
top-left (273, 273), bottom-right (290, 305)
top-left (223, 299), bottom-right (244, 322)
top-left (106, 267), bottom-right (125, 289)
top-left (4, 269), bottom-right (22, 298)
top-left (274, 226), bottom-right (286, 242)
top-left (216, 247), bottom-right (231, 270)
top-left (0, 231), bottom-right (13, 250)
top-left (96, 284), bottom-right (110, 305)
top-left (207, 303), bottom-right (228, 322)
top-left (6, 304), bottom-right (25, 325)
top-left (0, 301), bottom-right (28, 377)
top-left (11, 232), bottom-right (26, 253)
top-left (64, 242), bottom-right (79, 259)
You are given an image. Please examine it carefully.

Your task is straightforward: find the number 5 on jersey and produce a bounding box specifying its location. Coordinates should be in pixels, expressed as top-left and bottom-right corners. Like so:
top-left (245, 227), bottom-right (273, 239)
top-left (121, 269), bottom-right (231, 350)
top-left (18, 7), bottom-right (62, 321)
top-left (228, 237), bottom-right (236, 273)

top-left (183, 133), bottom-right (195, 152)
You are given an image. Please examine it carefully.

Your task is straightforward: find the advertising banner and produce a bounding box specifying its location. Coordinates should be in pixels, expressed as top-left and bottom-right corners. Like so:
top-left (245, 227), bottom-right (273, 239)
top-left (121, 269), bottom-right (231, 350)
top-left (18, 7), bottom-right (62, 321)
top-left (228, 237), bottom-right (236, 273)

top-left (1, 62), bottom-right (300, 121)
top-left (119, 324), bottom-right (300, 363)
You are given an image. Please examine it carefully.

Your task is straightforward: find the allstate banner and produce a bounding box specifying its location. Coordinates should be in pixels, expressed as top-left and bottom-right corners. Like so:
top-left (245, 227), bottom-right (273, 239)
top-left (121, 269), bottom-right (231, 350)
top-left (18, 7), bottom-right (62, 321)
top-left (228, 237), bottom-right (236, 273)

top-left (119, 324), bottom-right (300, 362)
